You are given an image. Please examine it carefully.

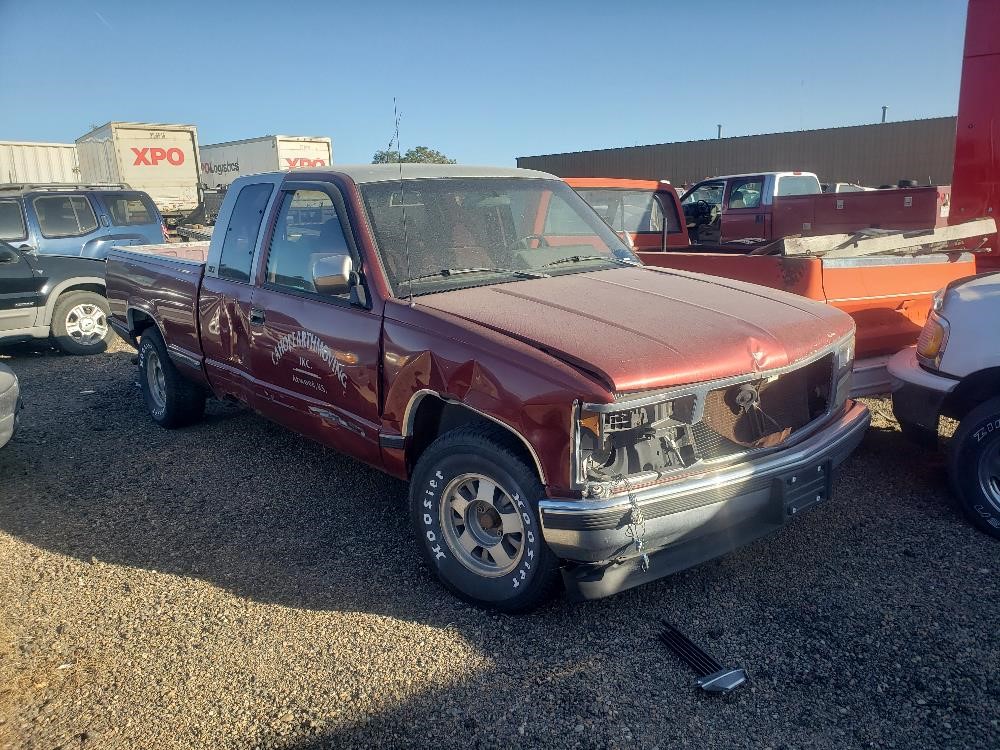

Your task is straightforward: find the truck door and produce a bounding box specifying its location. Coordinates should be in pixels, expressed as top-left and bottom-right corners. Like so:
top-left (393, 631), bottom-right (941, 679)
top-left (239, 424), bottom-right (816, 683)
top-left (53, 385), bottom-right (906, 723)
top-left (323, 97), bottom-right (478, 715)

top-left (720, 176), bottom-right (767, 244)
top-left (247, 183), bottom-right (382, 466)
top-left (0, 243), bottom-right (43, 333)
top-left (198, 181), bottom-right (276, 403)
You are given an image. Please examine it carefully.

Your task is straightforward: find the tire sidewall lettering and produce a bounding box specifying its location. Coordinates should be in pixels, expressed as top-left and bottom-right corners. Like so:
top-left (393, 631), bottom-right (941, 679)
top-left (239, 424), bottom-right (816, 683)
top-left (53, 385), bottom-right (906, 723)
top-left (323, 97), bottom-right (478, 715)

top-left (416, 458), bottom-right (542, 599)
top-left (973, 417), bottom-right (1000, 443)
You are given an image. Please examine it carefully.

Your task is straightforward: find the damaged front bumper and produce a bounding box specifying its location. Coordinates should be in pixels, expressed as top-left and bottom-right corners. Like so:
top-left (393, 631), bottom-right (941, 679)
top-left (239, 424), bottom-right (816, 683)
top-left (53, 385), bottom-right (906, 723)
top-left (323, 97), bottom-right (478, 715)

top-left (538, 400), bottom-right (870, 600)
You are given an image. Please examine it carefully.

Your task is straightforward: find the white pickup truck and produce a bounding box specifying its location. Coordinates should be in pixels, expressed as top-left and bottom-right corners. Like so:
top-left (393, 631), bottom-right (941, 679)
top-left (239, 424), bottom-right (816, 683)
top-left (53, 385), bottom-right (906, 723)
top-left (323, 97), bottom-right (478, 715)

top-left (889, 273), bottom-right (1000, 538)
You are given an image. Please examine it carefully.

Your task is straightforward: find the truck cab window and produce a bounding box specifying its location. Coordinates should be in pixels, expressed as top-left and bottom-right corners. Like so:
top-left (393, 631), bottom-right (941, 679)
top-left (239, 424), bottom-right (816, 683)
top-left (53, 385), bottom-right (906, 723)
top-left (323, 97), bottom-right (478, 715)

top-left (33, 195), bottom-right (98, 238)
top-left (682, 182), bottom-right (724, 207)
top-left (265, 189), bottom-right (351, 296)
top-left (218, 183), bottom-right (273, 282)
top-left (574, 189), bottom-right (675, 234)
top-left (0, 200), bottom-right (26, 241)
top-left (728, 179), bottom-right (763, 209)
top-left (776, 174), bottom-right (822, 196)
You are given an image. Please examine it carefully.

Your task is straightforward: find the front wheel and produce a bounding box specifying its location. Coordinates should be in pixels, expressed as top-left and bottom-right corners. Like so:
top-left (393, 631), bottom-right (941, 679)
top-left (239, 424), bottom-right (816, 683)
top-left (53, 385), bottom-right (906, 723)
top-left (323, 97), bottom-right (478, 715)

top-left (948, 397), bottom-right (1000, 539)
top-left (50, 291), bottom-right (116, 355)
top-left (409, 425), bottom-right (561, 612)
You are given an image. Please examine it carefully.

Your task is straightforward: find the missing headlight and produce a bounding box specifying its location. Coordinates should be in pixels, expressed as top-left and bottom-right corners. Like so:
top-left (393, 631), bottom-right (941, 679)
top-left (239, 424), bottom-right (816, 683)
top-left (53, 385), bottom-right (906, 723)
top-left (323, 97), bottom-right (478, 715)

top-left (579, 395), bottom-right (697, 481)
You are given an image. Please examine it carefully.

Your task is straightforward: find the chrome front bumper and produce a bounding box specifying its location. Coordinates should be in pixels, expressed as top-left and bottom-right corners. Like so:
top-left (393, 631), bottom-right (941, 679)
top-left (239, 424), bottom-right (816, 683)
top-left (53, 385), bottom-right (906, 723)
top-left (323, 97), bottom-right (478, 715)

top-left (538, 400), bottom-right (871, 599)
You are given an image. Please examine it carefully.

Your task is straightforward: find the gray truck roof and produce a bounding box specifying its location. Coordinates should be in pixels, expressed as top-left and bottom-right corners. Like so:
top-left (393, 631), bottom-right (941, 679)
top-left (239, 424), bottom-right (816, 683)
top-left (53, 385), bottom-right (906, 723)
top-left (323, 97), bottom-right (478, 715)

top-left (290, 163), bottom-right (556, 183)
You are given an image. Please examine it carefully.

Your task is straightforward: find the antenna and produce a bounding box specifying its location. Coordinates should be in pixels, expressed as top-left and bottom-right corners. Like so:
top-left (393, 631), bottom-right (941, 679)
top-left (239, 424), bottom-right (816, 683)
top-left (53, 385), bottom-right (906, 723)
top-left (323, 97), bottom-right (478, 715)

top-left (391, 98), bottom-right (413, 307)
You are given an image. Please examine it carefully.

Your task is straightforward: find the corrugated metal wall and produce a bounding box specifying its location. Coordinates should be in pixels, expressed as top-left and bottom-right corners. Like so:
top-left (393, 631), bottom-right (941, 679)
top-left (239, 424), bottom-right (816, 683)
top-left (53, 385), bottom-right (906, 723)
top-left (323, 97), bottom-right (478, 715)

top-left (517, 117), bottom-right (957, 188)
top-left (0, 141), bottom-right (80, 183)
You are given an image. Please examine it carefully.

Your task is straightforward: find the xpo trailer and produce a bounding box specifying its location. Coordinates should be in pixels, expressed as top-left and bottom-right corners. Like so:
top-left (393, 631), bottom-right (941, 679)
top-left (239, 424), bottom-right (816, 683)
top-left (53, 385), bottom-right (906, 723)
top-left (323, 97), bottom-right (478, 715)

top-left (75, 122), bottom-right (201, 228)
top-left (0, 141), bottom-right (80, 183)
top-left (199, 136), bottom-right (333, 190)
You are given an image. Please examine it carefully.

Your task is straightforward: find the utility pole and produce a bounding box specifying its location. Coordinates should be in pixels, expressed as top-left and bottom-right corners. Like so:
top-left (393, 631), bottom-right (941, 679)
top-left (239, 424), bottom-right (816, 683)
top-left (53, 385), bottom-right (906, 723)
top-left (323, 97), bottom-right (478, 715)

top-left (717, 124), bottom-right (722, 139)
top-left (881, 106), bottom-right (888, 124)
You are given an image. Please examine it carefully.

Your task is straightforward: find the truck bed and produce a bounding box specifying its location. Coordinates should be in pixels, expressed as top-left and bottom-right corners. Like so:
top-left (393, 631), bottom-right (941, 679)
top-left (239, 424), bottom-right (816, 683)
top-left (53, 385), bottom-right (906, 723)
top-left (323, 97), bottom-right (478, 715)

top-left (105, 244), bottom-right (208, 370)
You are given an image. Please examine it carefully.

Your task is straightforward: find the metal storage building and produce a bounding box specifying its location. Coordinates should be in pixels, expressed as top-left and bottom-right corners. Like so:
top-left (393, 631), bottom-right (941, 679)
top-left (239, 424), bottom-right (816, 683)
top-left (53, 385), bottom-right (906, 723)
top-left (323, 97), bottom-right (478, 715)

top-left (516, 117), bottom-right (957, 188)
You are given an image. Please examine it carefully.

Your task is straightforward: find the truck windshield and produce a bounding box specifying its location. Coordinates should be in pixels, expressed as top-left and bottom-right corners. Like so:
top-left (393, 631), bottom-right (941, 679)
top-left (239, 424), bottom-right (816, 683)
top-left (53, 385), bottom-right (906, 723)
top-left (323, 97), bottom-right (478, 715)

top-left (573, 188), bottom-right (682, 234)
top-left (681, 183), bottom-right (724, 206)
top-left (360, 178), bottom-right (638, 296)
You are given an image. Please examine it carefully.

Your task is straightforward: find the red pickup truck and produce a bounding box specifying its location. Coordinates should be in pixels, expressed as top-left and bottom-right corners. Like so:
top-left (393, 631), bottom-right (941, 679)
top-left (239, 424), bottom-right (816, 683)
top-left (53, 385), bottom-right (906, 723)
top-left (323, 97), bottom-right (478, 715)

top-left (676, 171), bottom-right (950, 246)
top-left (566, 177), bottom-right (980, 394)
top-left (106, 165), bottom-right (869, 611)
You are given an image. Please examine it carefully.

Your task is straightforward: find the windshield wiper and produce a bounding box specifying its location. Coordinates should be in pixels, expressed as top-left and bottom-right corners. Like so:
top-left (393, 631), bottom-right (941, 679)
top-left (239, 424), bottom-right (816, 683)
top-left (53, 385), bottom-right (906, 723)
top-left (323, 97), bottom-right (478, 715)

top-left (539, 254), bottom-right (637, 269)
top-left (403, 267), bottom-right (549, 284)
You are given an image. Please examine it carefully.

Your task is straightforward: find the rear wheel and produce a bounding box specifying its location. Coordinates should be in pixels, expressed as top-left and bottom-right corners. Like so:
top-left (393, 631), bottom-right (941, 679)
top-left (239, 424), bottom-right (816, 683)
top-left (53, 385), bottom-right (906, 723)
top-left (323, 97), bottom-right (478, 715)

top-left (409, 425), bottom-right (561, 612)
top-left (948, 397), bottom-right (1000, 539)
top-left (50, 291), bottom-right (116, 355)
top-left (137, 329), bottom-right (206, 428)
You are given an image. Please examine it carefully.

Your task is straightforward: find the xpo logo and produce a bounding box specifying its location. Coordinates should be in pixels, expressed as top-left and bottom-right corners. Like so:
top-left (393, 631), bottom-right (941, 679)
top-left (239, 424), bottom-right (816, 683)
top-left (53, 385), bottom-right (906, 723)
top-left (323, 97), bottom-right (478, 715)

top-left (132, 147), bottom-right (186, 166)
top-left (285, 157), bottom-right (327, 168)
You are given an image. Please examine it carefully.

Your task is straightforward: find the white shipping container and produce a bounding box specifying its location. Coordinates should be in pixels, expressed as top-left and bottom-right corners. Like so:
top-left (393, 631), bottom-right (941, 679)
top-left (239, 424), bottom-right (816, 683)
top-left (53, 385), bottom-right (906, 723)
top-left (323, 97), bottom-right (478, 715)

top-left (76, 122), bottom-right (201, 216)
top-left (0, 141), bottom-right (80, 183)
top-left (199, 135), bottom-right (333, 190)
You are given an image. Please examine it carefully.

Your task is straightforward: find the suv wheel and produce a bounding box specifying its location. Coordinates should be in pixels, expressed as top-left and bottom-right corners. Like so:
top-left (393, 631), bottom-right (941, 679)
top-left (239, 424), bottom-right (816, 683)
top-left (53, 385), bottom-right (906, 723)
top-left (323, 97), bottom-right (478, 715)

top-left (409, 425), bottom-right (561, 612)
top-left (137, 329), bottom-right (206, 428)
top-left (949, 396), bottom-right (1000, 539)
top-left (50, 291), bottom-right (116, 355)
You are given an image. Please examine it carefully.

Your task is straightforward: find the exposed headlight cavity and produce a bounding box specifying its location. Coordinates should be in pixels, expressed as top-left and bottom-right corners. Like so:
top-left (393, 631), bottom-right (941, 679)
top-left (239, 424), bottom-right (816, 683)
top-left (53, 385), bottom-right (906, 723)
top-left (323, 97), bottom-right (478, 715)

top-left (578, 396), bottom-right (697, 482)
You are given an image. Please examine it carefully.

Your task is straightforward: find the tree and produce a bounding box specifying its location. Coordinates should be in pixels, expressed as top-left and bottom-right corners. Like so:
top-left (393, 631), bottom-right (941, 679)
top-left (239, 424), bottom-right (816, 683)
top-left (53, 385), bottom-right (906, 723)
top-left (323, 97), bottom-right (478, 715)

top-left (371, 149), bottom-right (401, 164)
top-left (371, 146), bottom-right (456, 164)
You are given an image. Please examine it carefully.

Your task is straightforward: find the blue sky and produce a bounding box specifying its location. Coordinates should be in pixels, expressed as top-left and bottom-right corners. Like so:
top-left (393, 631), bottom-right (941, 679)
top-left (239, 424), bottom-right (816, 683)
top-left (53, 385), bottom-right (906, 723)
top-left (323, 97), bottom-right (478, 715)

top-left (0, 0), bottom-right (968, 165)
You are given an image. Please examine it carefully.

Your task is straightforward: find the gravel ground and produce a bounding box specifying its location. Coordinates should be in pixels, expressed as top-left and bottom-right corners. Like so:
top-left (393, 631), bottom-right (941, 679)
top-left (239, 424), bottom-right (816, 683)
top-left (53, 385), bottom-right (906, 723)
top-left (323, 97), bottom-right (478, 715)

top-left (0, 341), bottom-right (997, 750)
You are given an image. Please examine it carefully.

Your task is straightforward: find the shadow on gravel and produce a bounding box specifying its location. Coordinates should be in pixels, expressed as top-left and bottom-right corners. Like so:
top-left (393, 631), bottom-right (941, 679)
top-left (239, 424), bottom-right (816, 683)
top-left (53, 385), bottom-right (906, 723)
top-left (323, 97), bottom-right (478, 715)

top-left (2, 357), bottom-right (998, 748)
top-left (0, 356), bottom-right (983, 623)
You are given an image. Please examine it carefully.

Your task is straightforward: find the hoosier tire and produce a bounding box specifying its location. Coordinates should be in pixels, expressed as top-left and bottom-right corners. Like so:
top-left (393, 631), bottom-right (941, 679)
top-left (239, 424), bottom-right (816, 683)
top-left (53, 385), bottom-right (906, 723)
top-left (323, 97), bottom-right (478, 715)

top-left (948, 396), bottom-right (1000, 539)
top-left (137, 329), bottom-right (206, 428)
top-left (409, 425), bottom-right (561, 612)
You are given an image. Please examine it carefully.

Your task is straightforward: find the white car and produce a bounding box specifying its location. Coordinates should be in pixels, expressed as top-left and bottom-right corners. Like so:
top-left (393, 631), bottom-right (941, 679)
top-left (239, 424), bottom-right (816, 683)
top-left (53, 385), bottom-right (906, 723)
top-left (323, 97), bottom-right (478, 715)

top-left (0, 364), bottom-right (20, 449)
top-left (889, 273), bottom-right (1000, 538)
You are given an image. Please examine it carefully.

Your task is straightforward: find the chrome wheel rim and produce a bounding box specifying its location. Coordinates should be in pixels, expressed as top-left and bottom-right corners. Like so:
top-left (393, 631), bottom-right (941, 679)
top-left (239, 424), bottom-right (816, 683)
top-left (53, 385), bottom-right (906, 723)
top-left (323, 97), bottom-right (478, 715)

top-left (145, 349), bottom-right (167, 410)
top-left (976, 441), bottom-right (1000, 513)
top-left (65, 303), bottom-right (108, 346)
top-left (439, 473), bottom-right (525, 577)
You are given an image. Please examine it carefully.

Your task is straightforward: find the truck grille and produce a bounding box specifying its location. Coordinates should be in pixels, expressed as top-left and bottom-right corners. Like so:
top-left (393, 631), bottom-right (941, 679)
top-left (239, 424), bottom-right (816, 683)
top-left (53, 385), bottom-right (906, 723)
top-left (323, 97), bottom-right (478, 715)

top-left (693, 354), bottom-right (834, 460)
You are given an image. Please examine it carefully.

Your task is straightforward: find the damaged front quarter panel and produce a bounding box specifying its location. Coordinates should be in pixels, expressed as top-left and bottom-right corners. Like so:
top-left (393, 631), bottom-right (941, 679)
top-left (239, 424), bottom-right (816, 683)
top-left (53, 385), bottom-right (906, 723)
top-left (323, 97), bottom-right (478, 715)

top-left (380, 299), bottom-right (611, 492)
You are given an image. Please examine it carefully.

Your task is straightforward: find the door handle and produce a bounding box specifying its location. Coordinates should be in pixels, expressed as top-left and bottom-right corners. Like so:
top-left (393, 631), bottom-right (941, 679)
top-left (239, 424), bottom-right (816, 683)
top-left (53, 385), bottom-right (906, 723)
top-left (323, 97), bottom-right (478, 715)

top-left (249, 307), bottom-right (266, 325)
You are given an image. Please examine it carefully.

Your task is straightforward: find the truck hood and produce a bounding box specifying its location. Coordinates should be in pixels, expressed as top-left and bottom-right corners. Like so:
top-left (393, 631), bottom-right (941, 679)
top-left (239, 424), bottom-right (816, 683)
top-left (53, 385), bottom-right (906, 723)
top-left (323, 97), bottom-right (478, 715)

top-left (946, 270), bottom-right (1000, 303)
top-left (416, 266), bottom-right (853, 393)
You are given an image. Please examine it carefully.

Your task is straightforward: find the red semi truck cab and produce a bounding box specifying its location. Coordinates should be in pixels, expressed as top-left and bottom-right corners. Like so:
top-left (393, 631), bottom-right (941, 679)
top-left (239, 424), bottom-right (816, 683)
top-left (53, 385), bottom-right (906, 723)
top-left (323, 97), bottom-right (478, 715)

top-left (105, 165), bottom-right (868, 611)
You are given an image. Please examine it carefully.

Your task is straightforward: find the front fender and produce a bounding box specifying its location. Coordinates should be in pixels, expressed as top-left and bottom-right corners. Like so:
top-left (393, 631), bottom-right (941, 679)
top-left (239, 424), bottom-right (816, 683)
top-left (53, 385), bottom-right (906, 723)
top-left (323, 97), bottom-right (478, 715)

top-left (42, 276), bottom-right (106, 326)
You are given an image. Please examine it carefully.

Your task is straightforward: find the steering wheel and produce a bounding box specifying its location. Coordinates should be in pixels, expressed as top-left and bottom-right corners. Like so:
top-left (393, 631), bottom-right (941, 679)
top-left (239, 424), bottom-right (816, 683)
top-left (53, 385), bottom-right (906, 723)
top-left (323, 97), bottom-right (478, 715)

top-left (510, 233), bottom-right (551, 250)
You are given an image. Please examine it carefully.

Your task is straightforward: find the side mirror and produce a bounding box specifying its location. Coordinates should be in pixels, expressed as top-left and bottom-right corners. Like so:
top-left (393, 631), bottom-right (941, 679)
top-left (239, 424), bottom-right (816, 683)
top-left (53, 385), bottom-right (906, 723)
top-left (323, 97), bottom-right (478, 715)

top-left (312, 254), bottom-right (353, 296)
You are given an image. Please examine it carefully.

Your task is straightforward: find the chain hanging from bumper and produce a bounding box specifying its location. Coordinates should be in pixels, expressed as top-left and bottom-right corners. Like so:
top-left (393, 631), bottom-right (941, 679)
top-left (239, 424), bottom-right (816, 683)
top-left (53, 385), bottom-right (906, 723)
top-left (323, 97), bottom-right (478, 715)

top-left (611, 473), bottom-right (649, 571)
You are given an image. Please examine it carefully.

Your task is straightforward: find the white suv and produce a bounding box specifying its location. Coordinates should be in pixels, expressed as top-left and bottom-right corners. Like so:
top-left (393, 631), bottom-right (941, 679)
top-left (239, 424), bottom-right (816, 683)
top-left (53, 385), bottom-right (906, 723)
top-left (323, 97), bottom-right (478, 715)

top-left (0, 363), bottom-right (20, 449)
top-left (889, 272), bottom-right (1000, 538)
